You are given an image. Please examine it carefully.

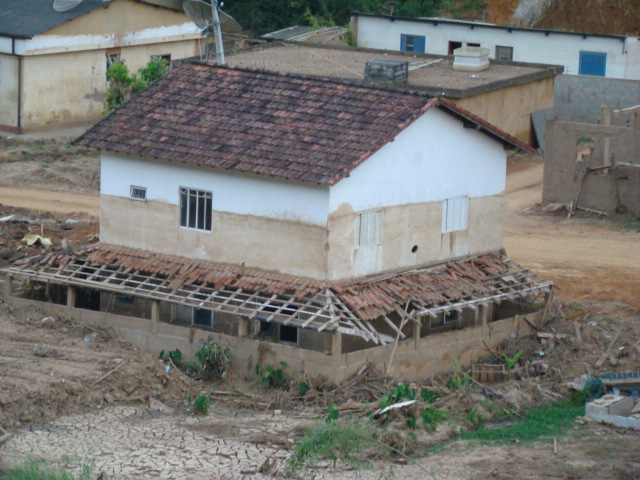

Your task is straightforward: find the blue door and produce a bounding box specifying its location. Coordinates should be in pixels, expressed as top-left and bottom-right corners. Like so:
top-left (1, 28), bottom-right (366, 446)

top-left (579, 51), bottom-right (606, 76)
top-left (400, 34), bottom-right (426, 53)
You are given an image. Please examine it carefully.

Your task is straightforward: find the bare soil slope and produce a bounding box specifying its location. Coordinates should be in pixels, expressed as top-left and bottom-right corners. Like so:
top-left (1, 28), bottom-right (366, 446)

top-left (535, 0), bottom-right (640, 36)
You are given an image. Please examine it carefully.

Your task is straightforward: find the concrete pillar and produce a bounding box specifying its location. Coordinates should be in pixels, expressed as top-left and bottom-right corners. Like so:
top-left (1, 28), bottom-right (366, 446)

top-left (413, 319), bottom-right (421, 350)
top-left (151, 300), bottom-right (160, 333)
top-left (238, 316), bottom-right (249, 337)
top-left (332, 331), bottom-right (342, 356)
top-left (3, 274), bottom-right (13, 300)
top-left (67, 285), bottom-right (77, 308)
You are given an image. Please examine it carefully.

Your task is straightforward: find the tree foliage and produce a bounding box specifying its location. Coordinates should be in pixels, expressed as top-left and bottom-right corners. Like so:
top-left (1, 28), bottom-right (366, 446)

top-left (223, 0), bottom-right (444, 35)
top-left (104, 58), bottom-right (169, 114)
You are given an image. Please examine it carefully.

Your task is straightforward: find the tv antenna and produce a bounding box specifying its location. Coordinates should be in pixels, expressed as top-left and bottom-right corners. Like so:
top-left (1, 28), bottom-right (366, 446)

top-left (182, 0), bottom-right (225, 65)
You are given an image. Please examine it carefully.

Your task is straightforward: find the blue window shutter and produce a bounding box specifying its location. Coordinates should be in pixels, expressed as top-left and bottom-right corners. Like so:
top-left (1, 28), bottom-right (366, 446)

top-left (579, 51), bottom-right (606, 77)
top-left (414, 36), bottom-right (426, 53)
top-left (400, 34), bottom-right (408, 51)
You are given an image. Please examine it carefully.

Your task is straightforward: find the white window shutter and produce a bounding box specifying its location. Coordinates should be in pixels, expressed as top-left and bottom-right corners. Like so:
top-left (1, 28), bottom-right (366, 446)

top-left (442, 196), bottom-right (468, 233)
top-left (355, 210), bottom-right (382, 246)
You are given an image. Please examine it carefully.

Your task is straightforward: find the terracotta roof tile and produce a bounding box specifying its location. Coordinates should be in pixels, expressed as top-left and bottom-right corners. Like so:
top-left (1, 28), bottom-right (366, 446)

top-left (76, 63), bottom-right (532, 185)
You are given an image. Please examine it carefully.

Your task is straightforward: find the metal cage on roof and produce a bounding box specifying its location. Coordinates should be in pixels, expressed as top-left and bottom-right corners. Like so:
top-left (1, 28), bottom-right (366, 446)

top-left (364, 59), bottom-right (409, 84)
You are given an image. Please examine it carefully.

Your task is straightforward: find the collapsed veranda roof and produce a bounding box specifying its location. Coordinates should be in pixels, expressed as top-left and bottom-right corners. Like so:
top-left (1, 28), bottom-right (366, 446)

top-left (2, 244), bottom-right (553, 345)
top-left (76, 63), bottom-right (534, 186)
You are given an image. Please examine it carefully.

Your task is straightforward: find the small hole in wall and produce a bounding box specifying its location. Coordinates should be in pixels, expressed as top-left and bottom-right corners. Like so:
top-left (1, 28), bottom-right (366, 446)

top-left (411, 245), bottom-right (418, 253)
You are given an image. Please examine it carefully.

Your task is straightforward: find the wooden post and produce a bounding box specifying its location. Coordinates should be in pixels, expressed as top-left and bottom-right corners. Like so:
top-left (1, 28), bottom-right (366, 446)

top-left (600, 105), bottom-right (613, 171)
top-left (151, 300), bottom-right (160, 333)
top-left (541, 290), bottom-right (554, 325)
top-left (413, 319), bottom-right (421, 350)
top-left (3, 274), bottom-right (13, 300)
top-left (67, 285), bottom-right (77, 308)
top-left (238, 317), bottom-right (249, 337)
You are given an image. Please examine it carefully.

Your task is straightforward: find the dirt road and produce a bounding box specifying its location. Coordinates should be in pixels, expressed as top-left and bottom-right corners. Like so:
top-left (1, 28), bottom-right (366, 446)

top-left (0, 187), bottom-right (99, 217)
top-left (504, 156), bottom-right (640, 307)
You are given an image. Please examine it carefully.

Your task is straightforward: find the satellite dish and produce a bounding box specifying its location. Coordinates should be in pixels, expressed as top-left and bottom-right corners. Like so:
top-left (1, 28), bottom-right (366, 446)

top-left (53, 0), bottom-right (110, 13)
top-left (53, 0), bottom-right (84, 12)
top-left (182, 0), bottom-right (225, 65)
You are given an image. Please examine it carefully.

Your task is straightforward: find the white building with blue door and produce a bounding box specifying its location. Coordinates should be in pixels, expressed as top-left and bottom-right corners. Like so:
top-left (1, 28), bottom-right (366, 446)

top-left (352, 13), bottom-right (640, 80)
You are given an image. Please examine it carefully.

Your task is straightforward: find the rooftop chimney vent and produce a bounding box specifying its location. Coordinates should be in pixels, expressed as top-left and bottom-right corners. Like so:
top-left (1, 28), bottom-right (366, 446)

top-left (365, 59), bottom-right (409, 84)
top-left (453, 47), bottom-right (490, 72)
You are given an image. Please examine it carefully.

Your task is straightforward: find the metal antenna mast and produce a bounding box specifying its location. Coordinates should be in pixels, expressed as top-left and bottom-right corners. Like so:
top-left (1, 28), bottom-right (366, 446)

top-left (210, 0), bottom-right (225, 65)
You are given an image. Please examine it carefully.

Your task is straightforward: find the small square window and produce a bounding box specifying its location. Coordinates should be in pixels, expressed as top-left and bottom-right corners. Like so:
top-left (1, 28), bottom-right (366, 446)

top-left (355, 210), bottom-right (382, 247)
top-left (495, 45), bottom-right (513, 61)
top-left (442, 196), bottom-right (468, 233)
top-left (130, 186), bottom-right (147, 201)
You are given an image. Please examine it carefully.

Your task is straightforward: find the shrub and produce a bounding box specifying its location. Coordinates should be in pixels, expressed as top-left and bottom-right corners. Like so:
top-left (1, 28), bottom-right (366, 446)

top-left (193, 395), bottom-right (211, 415)
top-left (195, 337), bottom-right (232, 380)
top-left (421, 406), bottom-right (447, 431)
top-left (255, 361), bottom-right (289, 389)
top-left (104, 58), bottom-right (169, 114)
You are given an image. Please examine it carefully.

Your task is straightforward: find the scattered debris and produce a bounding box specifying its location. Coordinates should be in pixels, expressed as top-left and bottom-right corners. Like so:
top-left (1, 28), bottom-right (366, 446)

top-left (33, 345), bottom-right (61, 358)
top-left (21, 234), bottom-right (52, 248)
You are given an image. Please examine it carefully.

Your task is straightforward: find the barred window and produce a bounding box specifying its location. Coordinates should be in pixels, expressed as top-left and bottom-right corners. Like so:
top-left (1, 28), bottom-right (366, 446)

top-left (180, 187), bottom-right (212, 231)
top-left (130, 186), bottom-right (147, 201)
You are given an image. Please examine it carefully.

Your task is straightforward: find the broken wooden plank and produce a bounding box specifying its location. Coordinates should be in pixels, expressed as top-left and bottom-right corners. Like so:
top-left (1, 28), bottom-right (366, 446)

top-left (595, 327), bottom-right (623, 368)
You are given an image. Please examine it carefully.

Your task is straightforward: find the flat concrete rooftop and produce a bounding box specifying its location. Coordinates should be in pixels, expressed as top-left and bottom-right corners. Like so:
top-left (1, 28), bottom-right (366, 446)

top-left (223, 42), bottom-right (561, 98)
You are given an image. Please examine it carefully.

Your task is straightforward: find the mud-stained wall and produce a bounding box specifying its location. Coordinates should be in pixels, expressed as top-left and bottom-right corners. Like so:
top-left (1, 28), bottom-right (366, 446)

top-left (327, 195), bottom-right (504, 279)
top-left (100, 195), bottom-right (328, 278)
top-left (456, 77), bottom-right (555, 144)
top-left (20, 38), bottom-right (199, 128)
top-left (543, 120), bottom-right (640, 214)
top-left (0, 54), bottom-right (18, 128)
top-left (328, 108), bottom-right (506, 279)
top-left (21, 51), bottom-right (106, 127)
top-left (6, 295), bottom-right (543, 383)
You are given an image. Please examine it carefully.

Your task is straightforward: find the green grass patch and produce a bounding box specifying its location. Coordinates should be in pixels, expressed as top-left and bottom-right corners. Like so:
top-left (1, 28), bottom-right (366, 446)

top-left (0, 459), bottom-right (93, 480)
top-left (460, 399), bottom-right (584, 444)
top-left (286, 418), bottom-right (382, 476)
top-left (623, 217), bottom-right (640, 232)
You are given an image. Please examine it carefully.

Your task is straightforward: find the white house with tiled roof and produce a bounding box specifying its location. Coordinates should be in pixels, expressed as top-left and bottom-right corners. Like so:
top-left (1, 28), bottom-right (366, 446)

top-left (2, 64), bottom-right (553, 382)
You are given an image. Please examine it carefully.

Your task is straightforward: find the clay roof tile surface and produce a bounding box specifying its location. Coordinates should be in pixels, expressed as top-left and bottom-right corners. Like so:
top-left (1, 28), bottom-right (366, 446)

top-left (76, 63), bottom-right (532, 185)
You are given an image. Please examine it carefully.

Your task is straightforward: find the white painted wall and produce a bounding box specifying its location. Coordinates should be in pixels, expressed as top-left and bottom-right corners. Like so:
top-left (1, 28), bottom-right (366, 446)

top-left (0, 37), bottom-right (12, 54)
top-left (355, 15), bottom-right (638, 79)
top-left (329, 108), bottom-right (506, 213)
top-left (101, 154), bottom-right (330, 226)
